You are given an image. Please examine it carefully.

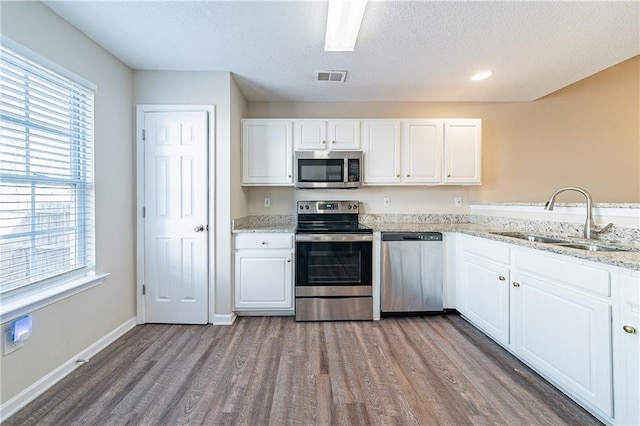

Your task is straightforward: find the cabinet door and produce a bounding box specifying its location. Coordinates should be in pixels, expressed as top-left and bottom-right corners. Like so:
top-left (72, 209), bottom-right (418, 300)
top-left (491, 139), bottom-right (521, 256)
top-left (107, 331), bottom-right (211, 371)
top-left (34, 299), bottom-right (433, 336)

top-left (242, 120), bottom-right (293, 185)
top-left (444, 119), bottom-right (481, 184)
top-left (402, 120), bottom-right (443, 183)
top-left (328, 120), bottom-right (360, 150)
top-left (362, 120), bottom-right (401, 184)
top-left (513, 272), bottom-right (612, 416)
top-left (618, 274), bottom-right (639, 425)
top-left (294, 120), bottom-right (327, 150)
top-left (460, 253), bottom-right (510, 345)
top-left (234, 250), bottom-right (293, 310)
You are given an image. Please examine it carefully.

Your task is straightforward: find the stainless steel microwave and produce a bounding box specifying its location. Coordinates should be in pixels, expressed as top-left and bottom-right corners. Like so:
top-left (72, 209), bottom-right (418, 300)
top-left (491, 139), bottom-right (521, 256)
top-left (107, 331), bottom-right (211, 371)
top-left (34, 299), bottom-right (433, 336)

top-left (294, 151), bottom-right (362, 189)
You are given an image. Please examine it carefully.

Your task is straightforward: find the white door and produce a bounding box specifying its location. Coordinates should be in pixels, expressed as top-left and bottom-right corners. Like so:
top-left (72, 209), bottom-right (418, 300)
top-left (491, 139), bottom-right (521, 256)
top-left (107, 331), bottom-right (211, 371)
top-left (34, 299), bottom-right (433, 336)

top-left (143, 111), bottom-right (209, 324)
top-left (362, 120), bottom-right (401, 184)
top-left (403, 120), bottom-right (443, 184)
top-left (328, 120), bottom-right (360, 150)
top-left (444, 119), bottom-right (482, 184)
top-left (512, 272), bottom-right (612, 416)
top-left (294, 120), bottom-right (327, 150)
top-left (460, 254), bottom-right (510, 345)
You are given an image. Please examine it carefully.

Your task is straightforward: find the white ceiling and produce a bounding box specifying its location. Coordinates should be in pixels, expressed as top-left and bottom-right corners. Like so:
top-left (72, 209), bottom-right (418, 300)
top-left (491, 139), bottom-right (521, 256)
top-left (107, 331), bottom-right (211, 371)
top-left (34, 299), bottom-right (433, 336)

top-left (43, 1), bottom-right (639, 103)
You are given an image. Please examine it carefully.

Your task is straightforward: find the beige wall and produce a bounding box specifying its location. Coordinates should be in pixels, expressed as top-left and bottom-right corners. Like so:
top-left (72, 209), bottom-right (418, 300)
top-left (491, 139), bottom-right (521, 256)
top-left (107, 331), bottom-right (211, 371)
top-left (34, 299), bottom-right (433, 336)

top-left (1, 1), bottom-right (135, 403)
top-left (247, 56), bottom-right (639, 210)
top-left (133, 71), bottom-right (237, 317)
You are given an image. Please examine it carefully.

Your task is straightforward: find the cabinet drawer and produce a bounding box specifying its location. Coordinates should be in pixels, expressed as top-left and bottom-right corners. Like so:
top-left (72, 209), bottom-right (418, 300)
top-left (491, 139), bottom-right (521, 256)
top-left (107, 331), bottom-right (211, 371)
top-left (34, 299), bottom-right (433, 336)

top-left (515, 250), bottom-right (610, 297)
top-left (461, 235), bottom-right (510, 264)
top-left (235, 233), bottom-right (293, 249)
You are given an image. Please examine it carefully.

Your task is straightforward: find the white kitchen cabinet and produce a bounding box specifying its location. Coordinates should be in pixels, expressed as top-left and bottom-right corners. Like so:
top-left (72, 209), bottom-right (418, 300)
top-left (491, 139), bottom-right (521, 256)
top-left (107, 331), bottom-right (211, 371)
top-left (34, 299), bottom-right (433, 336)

top-left (402, 119), bottom-right (443, 184)
top-left (615, 272), bottom-right (639, 425)
top-left (512, 250), bottom-right (613, 418)
top-left (444, 119), bottom-right (482, 184)
top-left (364, 119), bottom-right (481, 185)
top-left (512, 271), bottom-right (613, 417)
top-left (458, 236), bottom-right (511, 345)
top-left (456, 235), bottom-right (620, 422)
top-left (362, 120), bottom-right (402, 184)
top-left (294, 119), bottom-right (360, 151)
top-left (242, 119), bottom-right (293, 185)
top-left (234, 233), bottom-right (294, 313)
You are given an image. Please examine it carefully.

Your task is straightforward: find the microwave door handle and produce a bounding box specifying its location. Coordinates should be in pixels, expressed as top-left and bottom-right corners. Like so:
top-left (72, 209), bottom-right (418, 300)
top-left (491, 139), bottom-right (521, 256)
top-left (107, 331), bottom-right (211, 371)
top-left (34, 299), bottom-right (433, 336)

top-left (344, 158), bottom-right (348, 183)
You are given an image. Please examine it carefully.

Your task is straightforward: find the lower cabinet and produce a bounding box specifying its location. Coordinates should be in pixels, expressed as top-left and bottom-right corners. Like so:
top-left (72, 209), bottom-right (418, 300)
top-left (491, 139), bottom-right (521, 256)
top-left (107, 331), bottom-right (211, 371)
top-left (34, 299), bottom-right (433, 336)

top-left (234, 233), bottom-right (294, 313)
top-left (512, 270), bottom-right (612, 417)
top-left (615, 273), bottom-right (640, 425)
top-left (456, 235), bottom-right (624, 423)
top-left (458, 238), bottom-right (509, 345)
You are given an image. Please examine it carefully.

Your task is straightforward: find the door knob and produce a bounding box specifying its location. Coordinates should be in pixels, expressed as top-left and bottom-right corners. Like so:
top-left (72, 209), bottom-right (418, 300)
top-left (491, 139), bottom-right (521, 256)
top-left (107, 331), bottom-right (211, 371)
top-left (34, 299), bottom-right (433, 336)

top-left (194, 225), bottom-right (205, 232)
top-left (498, 276), bottom-right (506, 281)
top-left (512, 282), bottom-right (520, 287)
top-left (623, 325), bottom-right (637, 334)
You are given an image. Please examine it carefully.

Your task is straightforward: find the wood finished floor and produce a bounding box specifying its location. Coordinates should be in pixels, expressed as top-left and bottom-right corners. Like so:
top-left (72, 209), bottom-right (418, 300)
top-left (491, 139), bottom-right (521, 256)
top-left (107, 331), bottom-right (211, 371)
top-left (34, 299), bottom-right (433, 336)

top-left (6, 314), bottom-right (601, 426)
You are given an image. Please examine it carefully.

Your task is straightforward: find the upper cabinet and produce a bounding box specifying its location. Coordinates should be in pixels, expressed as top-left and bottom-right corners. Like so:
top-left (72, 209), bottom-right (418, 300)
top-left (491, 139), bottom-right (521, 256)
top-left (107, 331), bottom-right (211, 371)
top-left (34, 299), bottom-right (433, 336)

top-left (242, 117), bottom-right (481, 186)
top-left (444, 119), bottom-right (482, 184)
top-left (362, 120), bottom-right (402, 184)
top-left (242, 119), bottom-right (293, 185)
top-left (363, 118), bottom-right (482, 185)
top-left (294, 119), bottom-right (360, 151)
top-left (403, 119), bottom-right (443, 184)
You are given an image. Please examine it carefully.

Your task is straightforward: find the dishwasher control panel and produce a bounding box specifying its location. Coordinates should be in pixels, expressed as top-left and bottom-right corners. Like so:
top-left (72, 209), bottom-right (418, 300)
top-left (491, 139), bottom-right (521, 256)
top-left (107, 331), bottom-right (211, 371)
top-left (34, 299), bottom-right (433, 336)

top-left (381, 232), bottom-right (443, 242)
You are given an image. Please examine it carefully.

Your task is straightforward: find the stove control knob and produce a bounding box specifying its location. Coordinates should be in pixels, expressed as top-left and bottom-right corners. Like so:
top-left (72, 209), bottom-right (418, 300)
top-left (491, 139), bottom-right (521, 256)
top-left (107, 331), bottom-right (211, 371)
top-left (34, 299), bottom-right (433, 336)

top-left (299, 205), bottom-right (304, 210)
top-left (305, 205), bottom-right (310, 210)
top-left (352, 205), bottom-right (358, 210)
top-left (347, 205), bottom-right (352, 209)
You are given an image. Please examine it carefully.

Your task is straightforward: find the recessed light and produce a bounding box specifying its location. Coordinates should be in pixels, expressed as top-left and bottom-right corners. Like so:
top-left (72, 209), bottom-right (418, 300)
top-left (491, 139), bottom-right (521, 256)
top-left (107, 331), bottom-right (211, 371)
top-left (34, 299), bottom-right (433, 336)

top-left (471, 71), bottom-right (493, 81)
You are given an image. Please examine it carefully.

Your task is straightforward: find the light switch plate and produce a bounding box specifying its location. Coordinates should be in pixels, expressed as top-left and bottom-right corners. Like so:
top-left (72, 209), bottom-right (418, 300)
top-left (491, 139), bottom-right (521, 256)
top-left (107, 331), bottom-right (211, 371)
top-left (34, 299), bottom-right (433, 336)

top-left (455, 197), bottom-right (463, 207)
top-left (383, 196), bottom-right (390, 207)
top-left (264, 197), bottom-right (271, 208)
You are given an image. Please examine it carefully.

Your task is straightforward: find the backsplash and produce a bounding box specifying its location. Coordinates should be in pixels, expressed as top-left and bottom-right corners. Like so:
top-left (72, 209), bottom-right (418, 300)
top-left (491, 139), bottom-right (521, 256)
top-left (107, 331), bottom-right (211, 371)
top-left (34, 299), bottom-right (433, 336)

top-left (232, 209), bottom-right (639, 245)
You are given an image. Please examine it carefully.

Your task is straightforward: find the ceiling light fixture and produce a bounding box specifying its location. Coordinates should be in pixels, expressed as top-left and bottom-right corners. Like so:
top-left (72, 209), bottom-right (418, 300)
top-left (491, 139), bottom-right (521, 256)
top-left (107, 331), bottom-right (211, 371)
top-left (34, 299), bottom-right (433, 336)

top-left (324, 0), bottom-right (368, 52)
top-left (471, 71), bottom-right (494, 81)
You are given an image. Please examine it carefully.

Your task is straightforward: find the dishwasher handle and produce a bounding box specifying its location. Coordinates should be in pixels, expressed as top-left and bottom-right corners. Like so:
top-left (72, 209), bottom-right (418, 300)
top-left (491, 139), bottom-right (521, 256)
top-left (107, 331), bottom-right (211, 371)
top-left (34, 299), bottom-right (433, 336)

top-left (381, 232), bottom-right (443, 242)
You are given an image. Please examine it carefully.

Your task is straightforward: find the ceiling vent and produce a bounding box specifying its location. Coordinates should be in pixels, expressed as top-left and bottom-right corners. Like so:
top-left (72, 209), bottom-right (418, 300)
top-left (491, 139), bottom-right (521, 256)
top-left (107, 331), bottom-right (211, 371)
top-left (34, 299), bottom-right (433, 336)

top-left (316, 70), bottom-right (347, 82)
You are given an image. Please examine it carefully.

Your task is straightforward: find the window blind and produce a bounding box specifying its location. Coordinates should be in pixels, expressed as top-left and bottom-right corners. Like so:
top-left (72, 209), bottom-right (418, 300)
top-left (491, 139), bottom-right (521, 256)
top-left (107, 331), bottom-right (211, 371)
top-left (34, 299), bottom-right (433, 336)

top-left (0, 45), bottom-right (95, 294)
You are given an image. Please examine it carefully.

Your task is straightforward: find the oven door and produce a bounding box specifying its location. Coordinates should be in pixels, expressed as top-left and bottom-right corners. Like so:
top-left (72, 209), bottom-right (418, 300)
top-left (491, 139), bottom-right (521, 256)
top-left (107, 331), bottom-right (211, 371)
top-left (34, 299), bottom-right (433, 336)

top-left (295, 234), bottom-right (372, 296)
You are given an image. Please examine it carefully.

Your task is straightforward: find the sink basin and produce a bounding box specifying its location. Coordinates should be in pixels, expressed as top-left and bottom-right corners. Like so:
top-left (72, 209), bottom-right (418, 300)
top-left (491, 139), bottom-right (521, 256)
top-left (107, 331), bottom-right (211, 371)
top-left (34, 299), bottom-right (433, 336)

top-left (554, 243), bottom-right (632, 252)
top-left (491, 232), bottom-right (568, 244)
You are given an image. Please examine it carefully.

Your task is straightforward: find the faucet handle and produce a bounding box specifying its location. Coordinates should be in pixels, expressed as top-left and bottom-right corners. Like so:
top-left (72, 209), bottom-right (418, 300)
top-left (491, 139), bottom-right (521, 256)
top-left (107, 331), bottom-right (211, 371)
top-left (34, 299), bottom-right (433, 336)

top-left (595, 223), bottom-right (614, 235)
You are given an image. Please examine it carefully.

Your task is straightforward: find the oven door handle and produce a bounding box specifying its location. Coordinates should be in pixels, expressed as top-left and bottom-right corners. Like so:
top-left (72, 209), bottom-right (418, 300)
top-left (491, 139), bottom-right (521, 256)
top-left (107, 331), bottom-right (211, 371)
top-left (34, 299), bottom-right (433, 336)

top-left (295, 234), bottom-right (373, 242)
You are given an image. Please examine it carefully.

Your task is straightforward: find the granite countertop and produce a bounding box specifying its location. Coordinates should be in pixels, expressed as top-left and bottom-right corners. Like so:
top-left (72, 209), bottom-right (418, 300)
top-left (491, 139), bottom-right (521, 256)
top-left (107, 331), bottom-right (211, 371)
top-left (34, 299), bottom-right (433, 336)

top-left (367, 222), bottom-right (640, 271)
top-left (232, 219), bottom-right (640, 270)
top-left (233, 223), bottom-right (296, 233)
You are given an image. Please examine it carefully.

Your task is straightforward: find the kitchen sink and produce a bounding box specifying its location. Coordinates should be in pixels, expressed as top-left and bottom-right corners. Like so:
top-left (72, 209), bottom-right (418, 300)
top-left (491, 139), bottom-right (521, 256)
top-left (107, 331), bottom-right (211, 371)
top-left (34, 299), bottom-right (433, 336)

top-left (554, 243), bottom-right (632, 252)
top-left (490, 232), bottom-right (568, 244)
top-left (491, 232), bottom-right (634, 252)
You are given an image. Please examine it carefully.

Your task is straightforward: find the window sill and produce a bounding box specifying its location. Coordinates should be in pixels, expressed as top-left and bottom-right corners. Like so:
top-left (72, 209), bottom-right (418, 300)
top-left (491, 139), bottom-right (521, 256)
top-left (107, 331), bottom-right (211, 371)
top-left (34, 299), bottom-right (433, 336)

top-left (0, 272), bottom-right (110, 323)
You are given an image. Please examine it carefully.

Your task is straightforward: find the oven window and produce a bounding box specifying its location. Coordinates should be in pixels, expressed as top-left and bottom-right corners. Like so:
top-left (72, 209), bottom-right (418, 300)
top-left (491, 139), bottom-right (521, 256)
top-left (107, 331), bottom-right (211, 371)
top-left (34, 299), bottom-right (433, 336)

top-left (296, 241), bottom-right (372, 286)
top-left (298, 159), bottom-right (344, 182)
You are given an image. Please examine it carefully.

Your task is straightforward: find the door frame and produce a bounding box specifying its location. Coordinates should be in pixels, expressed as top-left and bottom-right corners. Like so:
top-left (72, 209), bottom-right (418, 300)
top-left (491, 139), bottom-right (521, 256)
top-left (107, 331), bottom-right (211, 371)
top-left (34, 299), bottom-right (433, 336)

top-left (135, 105), bottom-right (216, 324)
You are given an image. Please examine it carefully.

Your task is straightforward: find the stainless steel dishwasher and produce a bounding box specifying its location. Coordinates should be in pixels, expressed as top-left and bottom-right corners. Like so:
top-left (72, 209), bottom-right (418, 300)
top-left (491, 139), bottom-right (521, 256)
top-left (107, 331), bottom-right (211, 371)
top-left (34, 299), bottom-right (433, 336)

top-left (381, 232), bottom-right (443, 314)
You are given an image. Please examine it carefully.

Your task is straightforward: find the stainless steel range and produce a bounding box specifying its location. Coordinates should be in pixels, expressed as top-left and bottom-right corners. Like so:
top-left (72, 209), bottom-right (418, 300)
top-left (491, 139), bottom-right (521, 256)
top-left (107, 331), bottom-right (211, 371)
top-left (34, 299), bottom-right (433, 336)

top-left (295, 200), bottom-right (373, 321)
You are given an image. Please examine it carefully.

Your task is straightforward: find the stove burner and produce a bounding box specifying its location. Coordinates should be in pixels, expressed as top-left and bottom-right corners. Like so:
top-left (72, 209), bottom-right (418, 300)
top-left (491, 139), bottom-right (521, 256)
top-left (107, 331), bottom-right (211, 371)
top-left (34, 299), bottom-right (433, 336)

top-left (295, 200), bottom-right (370, 235)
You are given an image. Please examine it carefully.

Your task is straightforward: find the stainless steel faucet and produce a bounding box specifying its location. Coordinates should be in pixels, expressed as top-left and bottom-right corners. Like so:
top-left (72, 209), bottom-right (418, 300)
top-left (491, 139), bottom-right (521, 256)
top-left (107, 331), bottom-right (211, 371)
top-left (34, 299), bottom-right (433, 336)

top-left (544, 186), bottom-right (613, 239)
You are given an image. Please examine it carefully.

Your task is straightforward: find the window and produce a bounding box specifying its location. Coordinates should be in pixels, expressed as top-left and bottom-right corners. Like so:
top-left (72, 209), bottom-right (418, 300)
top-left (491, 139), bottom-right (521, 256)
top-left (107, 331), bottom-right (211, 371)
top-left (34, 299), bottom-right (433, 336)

top-left (0, 45), bottom-right (95, 296)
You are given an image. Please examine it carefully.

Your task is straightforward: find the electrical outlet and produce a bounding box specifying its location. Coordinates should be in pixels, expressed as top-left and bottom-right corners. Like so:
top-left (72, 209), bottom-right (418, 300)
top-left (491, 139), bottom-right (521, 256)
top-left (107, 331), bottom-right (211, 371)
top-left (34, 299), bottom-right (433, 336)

top-left (3, 331), bottom-right (23, 356)
top-left (264, 197), bottom-right (271, 208)
top-left (454, 197), bottom-right (463, 207)
top-left (383, 196), bottom-right (390, 207)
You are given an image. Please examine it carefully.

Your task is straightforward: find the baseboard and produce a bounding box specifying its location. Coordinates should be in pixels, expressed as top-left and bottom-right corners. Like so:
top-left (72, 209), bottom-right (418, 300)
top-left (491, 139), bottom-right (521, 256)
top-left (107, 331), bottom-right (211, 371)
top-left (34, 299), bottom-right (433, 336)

top-left (0, 317), bottom-right (137, 422)
top-left (212, 313), bottom-right (236, 325)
